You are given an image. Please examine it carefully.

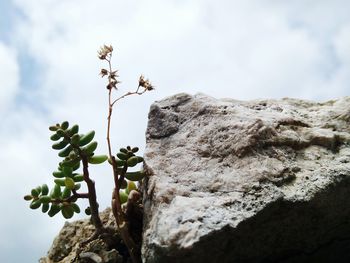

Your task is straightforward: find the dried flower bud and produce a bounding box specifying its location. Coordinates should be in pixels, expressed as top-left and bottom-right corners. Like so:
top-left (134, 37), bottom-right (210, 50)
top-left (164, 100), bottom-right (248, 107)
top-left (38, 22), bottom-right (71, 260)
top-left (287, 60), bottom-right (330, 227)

top-left (98, 44), bottom-right (113, 60)
top-left (100, 69), bottom-right (108, 77)
top-left (110, 70), bottom-right (119, 80)
top-left (138, 75), bottom-right (154, 91)
top-left (106, 80), bottom-right (120, 90)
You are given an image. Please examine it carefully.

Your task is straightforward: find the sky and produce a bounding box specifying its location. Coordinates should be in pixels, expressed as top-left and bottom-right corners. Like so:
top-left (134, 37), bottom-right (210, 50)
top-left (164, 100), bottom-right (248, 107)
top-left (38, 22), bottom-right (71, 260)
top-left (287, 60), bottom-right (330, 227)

top-left (0, 0), bottom-right (349, 262)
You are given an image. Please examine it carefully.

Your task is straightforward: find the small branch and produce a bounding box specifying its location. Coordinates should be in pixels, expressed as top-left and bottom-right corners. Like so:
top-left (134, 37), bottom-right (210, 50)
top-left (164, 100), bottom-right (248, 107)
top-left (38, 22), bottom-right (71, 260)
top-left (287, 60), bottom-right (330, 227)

top-left (111, 88), bottom-right (146, 107)
top-left (81, 155), bottom-right (104, 232)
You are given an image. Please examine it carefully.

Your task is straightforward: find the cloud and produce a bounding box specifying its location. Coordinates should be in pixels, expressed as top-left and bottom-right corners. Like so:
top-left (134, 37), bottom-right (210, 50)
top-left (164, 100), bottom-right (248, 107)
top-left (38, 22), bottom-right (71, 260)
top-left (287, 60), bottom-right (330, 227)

top-left (2, 0), bottom-right (349, 261)
top-left (0, 42), bottom-right (19, 114)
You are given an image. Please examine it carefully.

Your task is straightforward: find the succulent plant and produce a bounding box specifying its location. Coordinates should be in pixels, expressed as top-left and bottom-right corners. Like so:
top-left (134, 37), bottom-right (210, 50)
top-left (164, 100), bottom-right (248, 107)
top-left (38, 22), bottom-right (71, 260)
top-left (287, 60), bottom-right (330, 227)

top-left (24, 45), bottom-right (153, 263)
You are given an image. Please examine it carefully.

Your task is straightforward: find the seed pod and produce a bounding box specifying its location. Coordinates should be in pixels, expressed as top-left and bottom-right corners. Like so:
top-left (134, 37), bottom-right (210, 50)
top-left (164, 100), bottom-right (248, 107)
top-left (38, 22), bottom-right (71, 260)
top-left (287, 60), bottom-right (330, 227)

top-left (73, 174), bottom-right (84, 182)
top-left (71, 134), bottom-right (80, 145)
top-left (31, 189), bottom-right (39, 197)
top-left (40, 195), bottom-right (51, 204)
top-left (117, 152), bottom-right (128, 160)
top-left (82, 141), bottom-right (98, 155)
top-left (71, 203), bottom-right (80, 213)
top-left (127, 156), bottom-right (139, 167)
top-left (88, 155), bottom-right (108, 164)
top-left (58, 146), bottom-right (73, 158)
top-left (53, 171), bottom-right (64, 178)
top-left (131, 147), bottom-right (139, 153)
top-left (50, 133), bottom-right (61, 141)
top-left (24, 195), bottom-right (33, 201)
top-left (62, 187), bottom-right (71, 199)
top-left (54, 179), bottom-right (65, 187)
top-left (41, 184), bottom-right (49, 195)
top-left (52, 140), bottom-right (69, 150)
top-left (52, 184), bottom-right (61, 198)
top-left (48, 204), bottom-right (61, 217)
top-left (68, 124), bottom-right (79, 136)
top-left (120, 148), bottom-right (128, 154)
top-left (79, 131), bottom-right (95, 146)
top-left (61, 205), bottom-right (74, 219)
top-left (42, 203), bottom-right (50, 213)
top-left (30, 199), bottom-right (41, 209)
top-left (124, 170), bottom-right (145, 181)
top-left (65, 177), bottom-right (75, 190)
top-left (61, 121), bottom-right (69, 130)
top-left (119, 191), bottom-right (128, 204)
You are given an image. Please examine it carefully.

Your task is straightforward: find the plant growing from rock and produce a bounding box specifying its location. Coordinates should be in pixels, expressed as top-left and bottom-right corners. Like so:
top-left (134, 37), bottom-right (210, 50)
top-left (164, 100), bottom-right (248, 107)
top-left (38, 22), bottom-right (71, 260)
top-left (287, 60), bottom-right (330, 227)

top-left (24, 45), bottom-right (153, 263)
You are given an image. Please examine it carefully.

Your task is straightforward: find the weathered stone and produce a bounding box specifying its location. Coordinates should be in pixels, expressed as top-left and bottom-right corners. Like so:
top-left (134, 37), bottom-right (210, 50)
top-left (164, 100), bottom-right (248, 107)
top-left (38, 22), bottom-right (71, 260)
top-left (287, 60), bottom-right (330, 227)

top-left (142, 93), bottom-right (350, 263)
top-left (39, 208), bottom-right (123, 263)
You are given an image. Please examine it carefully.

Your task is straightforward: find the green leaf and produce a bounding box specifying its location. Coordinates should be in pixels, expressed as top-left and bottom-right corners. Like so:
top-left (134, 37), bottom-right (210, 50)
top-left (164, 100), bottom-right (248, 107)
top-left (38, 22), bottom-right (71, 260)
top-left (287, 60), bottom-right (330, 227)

top-left (58, 146), bottom-right (73, 158)
top-left (42, 203), bottom-right (50, 213)
top-left (73, 174), bottom-right (84, 182)
top-left (61, 121), bottom-right (69, 130)
top-left (31, 189), bottom-right (39, 197)
top-left (131, 147), bottom-right (139, 153)
top-left (23, 195), bottom-right (33, 201)
top-left (30, 199), bottom-right (41, 209)
top-left (88, 155), bottom-right (108, 164)
top-left (41, 184), bottom-right (49, 195)
top-left (39, 195), bottom-right (51, 204)
top-left (124, 170), bottom-right (145, 181)
top-left (52, 140), bottom-right (69, 150)
top-left (54, 179), bottom-right (65, 187)
top-left (119, 191), bottom-right (128, 204)
top-left (82, 141), bottom-right (98, 155)
top-left (61, 205), bottom-right (74, 219)
top-left (52, 171), bottom-right (64, 178)
top-left (50, 133), bottom-right (61, 141)
top-left (116, 152), bottom-right (128, 160)
top-left (64, 177), bottom-right (75, 190)
top-left (127, 156), bottom-right (138, 167)
top-left (61, 187), bottom-right (71, 199)
top-left (79, 131), bottom-right (95, 146)
top-left (48, 204), bottom-right (61, 217)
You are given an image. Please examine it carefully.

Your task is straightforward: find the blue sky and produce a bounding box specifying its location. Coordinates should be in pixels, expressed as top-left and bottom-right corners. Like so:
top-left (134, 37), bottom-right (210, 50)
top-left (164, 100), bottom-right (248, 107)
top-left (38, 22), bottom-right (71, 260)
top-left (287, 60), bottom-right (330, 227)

top-left (0, 0), bottom-right (349, 262)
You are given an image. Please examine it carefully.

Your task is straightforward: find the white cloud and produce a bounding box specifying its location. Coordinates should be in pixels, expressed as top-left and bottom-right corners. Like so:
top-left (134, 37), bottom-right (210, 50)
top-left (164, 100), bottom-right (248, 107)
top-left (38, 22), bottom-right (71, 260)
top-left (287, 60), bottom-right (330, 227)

top-left (1, 0), bottom-right (349, 261)
top-left (0, 42), bottom-right (19, 113)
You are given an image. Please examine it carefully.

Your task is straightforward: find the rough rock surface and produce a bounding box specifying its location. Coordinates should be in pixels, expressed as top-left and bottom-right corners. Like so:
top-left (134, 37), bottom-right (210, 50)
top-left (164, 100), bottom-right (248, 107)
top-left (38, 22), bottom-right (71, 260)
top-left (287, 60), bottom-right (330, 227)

top-left (39, 208), bottom-right (124, 263)
top-left (142, 93), bottom-right (350, 263)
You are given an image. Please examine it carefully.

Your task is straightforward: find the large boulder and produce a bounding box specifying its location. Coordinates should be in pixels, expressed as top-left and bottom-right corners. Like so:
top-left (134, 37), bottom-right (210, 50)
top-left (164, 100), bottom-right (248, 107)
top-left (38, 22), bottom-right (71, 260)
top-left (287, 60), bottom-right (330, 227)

top-left (142, 93), bottom-right (350, 263)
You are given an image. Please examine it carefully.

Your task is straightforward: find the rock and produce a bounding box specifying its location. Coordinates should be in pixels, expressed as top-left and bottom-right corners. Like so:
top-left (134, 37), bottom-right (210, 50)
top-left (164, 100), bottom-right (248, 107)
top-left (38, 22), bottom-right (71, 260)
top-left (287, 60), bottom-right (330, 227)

top-left (142, 93), bottom-right (350, 263)
top-left (39, 208), bottom-right (124, 263)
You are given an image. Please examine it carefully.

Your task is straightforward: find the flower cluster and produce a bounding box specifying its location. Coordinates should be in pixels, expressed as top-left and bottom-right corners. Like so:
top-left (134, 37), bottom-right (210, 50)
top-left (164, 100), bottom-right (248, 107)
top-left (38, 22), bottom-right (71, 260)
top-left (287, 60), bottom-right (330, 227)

top-left (138, 75), bottom-right (154, 91)
top-left (98, 45), bottom-right (113, 60)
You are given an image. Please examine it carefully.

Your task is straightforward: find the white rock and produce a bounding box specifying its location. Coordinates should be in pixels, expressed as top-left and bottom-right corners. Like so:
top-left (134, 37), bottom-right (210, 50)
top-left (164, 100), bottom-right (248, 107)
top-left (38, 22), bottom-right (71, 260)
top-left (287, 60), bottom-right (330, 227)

top-left (142, 93), bottom-right (350, 263)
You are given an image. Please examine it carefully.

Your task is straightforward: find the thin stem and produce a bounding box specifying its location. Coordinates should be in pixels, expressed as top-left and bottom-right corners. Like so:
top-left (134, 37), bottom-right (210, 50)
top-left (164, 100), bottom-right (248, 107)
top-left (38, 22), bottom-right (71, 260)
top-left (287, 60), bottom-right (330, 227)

top-left (105, 55), bottom-right (141, 263)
